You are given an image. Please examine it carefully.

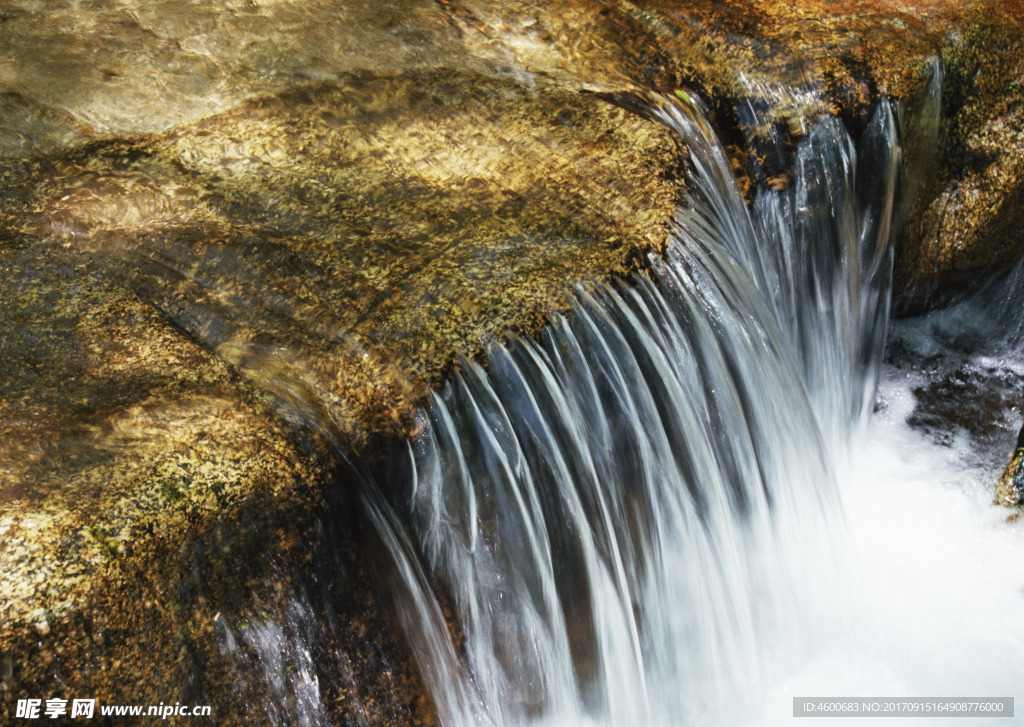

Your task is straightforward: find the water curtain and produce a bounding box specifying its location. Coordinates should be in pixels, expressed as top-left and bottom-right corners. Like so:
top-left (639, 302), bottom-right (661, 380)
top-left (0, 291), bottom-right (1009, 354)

top-left (375, 92), bottom-right (902, 726)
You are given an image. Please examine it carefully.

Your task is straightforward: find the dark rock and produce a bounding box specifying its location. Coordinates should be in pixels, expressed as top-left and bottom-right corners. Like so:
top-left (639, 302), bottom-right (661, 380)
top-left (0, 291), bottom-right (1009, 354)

top-left (905, 362), bottom-right (1024, 464)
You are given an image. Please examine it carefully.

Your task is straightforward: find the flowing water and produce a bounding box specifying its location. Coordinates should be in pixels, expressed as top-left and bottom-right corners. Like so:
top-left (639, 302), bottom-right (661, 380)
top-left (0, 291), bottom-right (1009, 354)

top-left (365, 94), bottom-right (910, 725)
top-left (5, 5), bottom-right (1022, 722)
top-left (216, 77), bottom-right (1024, 725)
top-left (753, 263), bottom-right (1024, 726)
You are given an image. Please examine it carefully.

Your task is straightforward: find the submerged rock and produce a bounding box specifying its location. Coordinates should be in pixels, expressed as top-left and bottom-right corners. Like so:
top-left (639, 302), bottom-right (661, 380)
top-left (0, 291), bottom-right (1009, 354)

top-left (903, 361), bottom-right (1024, 464)
top-left (1, 58), bottom-right (680, 726)
top-left (10, 70), bottom-right (681, 446)
top-left (0, 239), bottom-right (432, 721)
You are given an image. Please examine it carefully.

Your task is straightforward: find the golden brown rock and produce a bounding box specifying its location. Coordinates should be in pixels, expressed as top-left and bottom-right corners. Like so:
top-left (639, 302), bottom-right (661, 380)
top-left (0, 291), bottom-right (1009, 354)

top-left (13, 71), bottom-right (681, 446)
top-left (0, 237), bottom-right (432, 722)
top-left (1, 62), bottom-right (680, 726)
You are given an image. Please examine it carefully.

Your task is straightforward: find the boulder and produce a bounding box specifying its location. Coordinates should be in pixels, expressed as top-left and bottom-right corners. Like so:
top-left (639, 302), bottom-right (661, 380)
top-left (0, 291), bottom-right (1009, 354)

top-left (0, 233), bottom-right (432, 722)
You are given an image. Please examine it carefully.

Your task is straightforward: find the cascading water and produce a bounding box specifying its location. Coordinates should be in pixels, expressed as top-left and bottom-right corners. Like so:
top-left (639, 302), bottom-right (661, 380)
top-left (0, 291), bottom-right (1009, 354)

top-left (199, 66), bottom-right (1024, 726)
top-left (367, 93), bottom-right (904, 726)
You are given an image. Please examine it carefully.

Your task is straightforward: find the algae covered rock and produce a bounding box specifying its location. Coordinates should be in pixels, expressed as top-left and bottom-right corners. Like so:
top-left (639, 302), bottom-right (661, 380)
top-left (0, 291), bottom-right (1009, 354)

top-left (894, 2), bottom-right (1024, 308)
top-left (14, 70), bottom-right (681, 446)
top-left (427, 0), bottom-right (1024, 304)
top-left (2, 0), bottom-right (1023, 304)
top-left (0, 233), bottom-right (435, 722)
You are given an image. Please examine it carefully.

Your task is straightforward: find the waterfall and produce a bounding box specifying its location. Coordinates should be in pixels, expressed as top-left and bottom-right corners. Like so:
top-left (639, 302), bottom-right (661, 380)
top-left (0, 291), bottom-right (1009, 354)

top-left (370, 93), bottom-right (903, 726)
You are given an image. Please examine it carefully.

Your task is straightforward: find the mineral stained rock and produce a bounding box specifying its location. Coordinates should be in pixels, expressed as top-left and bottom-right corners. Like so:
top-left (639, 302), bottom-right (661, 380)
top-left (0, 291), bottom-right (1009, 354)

top-left (2, 0), bottom-right (1024, 724)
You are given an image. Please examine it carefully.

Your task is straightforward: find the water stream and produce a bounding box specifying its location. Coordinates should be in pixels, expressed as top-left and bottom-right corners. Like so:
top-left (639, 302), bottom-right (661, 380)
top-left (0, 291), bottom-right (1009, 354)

top-left (754, 267), bottom-right (1024, 726)
top-left (366, 93), bottom-right (910, 725)
top-left (218, 81), bottom-right (1024, 725)
top-left (5, 5), bottom-right (1023, 723)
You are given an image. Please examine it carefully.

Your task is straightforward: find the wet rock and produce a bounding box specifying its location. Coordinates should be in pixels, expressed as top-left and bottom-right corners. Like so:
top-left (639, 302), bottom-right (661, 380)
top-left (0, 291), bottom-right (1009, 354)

top-left (0, 235), bottom-right (431, 721)
top-left (604, 0), bottom-right (1024, 305)
top-left (893, 3), bottom-right (1024, 310)
top-left (903, 360), bottom-right (1023, 468)
top-left (1, 50), bottom-right (680, 727)
top-left (421, 1), bottom-right (1024, 306)
top-left (9, 70), bottom-right (681, 447)
top-left (2, 0), bottom-right (1022, 299)
top-left (996, 424), bottom-right (1024, 508)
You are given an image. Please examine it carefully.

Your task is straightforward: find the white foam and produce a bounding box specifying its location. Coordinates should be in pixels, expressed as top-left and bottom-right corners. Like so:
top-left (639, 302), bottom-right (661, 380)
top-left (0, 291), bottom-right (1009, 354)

top-left (753, 370), bottom-right (1024, 726)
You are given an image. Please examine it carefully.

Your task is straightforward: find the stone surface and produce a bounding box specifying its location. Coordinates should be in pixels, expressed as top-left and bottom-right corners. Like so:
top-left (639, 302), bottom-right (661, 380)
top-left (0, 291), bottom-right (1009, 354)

top-left (8, 70), bottom-right (681, 447)
top-left (0, 232), bottom-right (432, 722)
top-left (1, 32), bottom-right (681, 725)
top-left (892, 1), bottom-right (1024, 308)
top-left (3, 0), bottom-right (1023, 300)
